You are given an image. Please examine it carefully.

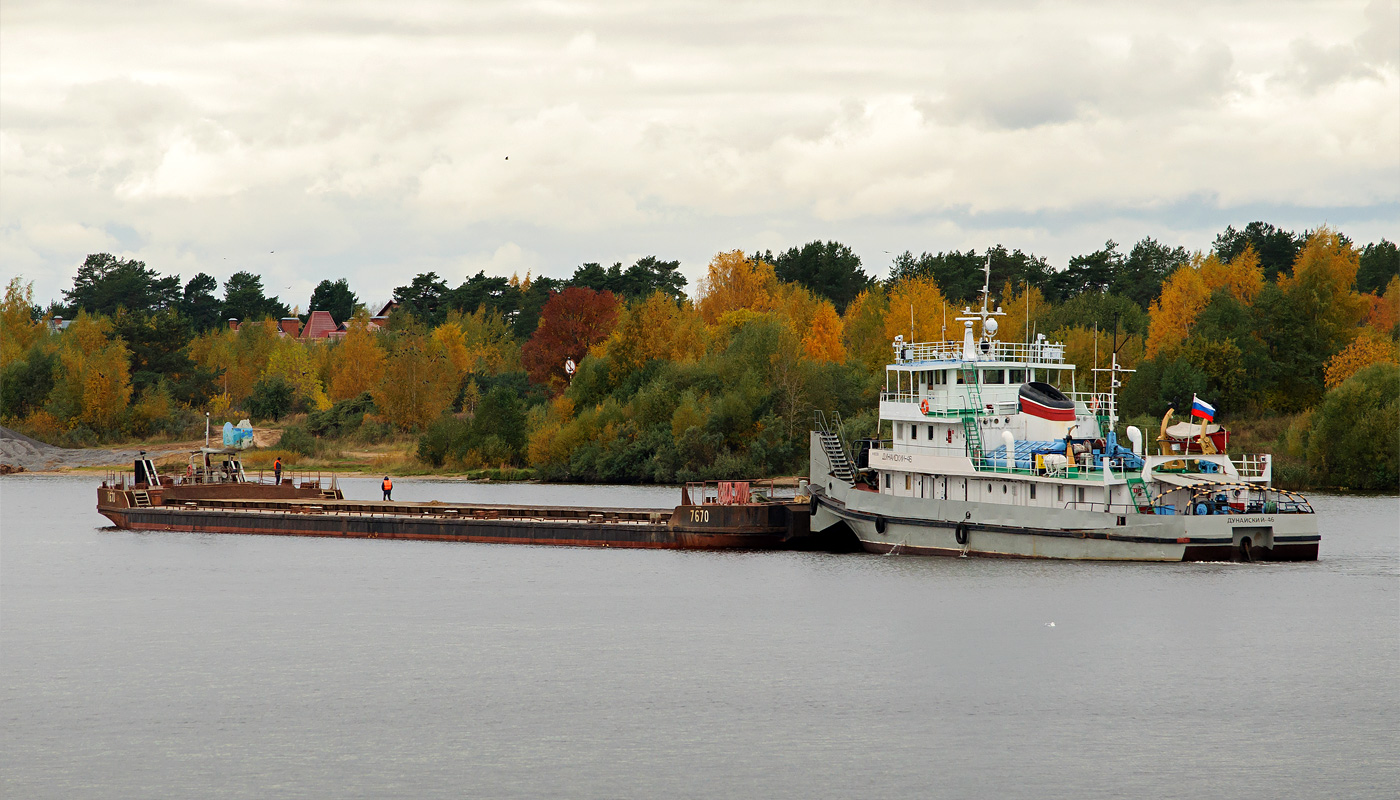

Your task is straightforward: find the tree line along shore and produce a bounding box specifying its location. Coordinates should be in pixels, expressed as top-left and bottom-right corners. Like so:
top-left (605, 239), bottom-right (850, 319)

top-left (2, 222), bottom-right (1396, 491)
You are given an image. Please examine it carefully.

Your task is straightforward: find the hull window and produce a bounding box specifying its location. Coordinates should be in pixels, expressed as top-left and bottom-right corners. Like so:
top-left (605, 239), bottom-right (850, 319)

top-left (884, 473), bottom-right (891, 489)
top-left (1030, 484), bottom-right (1037, 500)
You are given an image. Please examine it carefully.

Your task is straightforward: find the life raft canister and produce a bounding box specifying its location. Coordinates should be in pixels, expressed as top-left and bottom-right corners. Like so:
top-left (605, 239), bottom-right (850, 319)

top-left (920, 398), bottom-right (930, 414)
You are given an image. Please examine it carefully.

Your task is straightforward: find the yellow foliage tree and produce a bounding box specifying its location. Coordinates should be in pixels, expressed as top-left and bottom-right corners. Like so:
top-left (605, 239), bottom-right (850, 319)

top-left (998, 283), bottom-right (1049, 345)
top-left (884, 276), bottom-right (949, 344)
top-left (373, 334), bottom-right (459, 430)
top-left (328, 317), bottom-right (386, 402)
top-left (0, 277), bottom-right (44, 368)
top-left (803, 300), bottom-right (846, 362)
top-left (262, 341), bottom-right (331, 411)
top-left (1200, 245), bottom-right (1264, 304)
top-left (1279, 226), bottom-right (1370, 352)
top-left (1145, 257), bottom-right (1210, 359)
top-left (696, 250), bottom-right (780, 325)
top-left (842, 285), bottom-right (890, 370)
top-left (604, 291), bottom-right (707, 379)
top-left (1324, 329), bottom-right (1399, 388)
top-left (432, 308), bottom-right (520, 376)
top-left (79, 341), bottom-right (133, 432)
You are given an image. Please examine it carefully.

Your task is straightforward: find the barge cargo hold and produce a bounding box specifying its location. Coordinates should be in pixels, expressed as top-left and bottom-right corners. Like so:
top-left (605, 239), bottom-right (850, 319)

top-left (96, 478), bottom-right (814, 551)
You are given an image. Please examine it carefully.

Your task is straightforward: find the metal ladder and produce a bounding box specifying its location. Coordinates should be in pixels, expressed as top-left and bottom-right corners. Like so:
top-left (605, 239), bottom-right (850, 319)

top-left (815, 411), bottom-right (857, 485)
top-left (1125, 476), bottom-right (1153, 513)
top-left (959, 364), bottom-right (985, 462)
top-left (132, 490), bottom-right (152, 508)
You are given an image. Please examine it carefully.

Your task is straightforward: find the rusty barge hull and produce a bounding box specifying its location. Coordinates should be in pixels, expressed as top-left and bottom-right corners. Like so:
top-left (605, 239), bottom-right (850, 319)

top-left (96, 495), bottom-right (809, 550)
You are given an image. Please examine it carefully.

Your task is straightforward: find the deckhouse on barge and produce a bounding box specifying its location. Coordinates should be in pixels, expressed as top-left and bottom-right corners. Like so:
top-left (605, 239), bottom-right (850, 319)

top-left (808, 263), bottom-right (1319, 562)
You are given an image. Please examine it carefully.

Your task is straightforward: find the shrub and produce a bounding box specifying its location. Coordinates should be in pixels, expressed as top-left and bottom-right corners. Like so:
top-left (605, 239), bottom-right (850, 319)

top-left (1306, 363), bottom-right (1399, 490)
top-left (277, 424), bottom-right (320, 457)
top-left (247, 376), bottom-right (295, 422)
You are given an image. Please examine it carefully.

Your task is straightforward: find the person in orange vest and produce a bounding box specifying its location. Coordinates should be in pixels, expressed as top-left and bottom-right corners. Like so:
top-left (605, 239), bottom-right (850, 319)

top-left (382, 475), bottom-right (393, 501)
top-left (273, 456), bottom-right (282, 485)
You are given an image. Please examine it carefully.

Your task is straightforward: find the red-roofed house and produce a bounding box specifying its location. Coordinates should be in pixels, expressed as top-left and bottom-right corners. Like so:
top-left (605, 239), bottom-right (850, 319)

top-left (300, 310), bottom-right (341, 341)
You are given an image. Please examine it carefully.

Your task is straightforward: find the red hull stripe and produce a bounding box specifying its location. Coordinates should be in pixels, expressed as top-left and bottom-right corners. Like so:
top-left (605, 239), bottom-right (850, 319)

top-left (1019, 397), bottom-right (1075, 421)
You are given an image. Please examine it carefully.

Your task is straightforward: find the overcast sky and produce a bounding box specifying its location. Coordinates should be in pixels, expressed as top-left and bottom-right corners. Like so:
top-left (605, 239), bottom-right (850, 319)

top-left (2, 0), bottom-right (1397, 310)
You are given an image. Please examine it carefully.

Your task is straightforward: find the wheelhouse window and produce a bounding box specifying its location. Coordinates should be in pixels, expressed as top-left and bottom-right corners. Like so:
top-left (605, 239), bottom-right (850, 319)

top-left (932, 370), bottom-right (948, 385)
top-left (984, 369), bottom-right (1005, 384)
top-left (1009, 369), bottom-right (1026, 383)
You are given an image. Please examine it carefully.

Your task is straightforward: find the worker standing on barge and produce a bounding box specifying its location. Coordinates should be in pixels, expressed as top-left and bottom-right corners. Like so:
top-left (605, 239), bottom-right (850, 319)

top-left (382, 476), bottom-right (393, 501)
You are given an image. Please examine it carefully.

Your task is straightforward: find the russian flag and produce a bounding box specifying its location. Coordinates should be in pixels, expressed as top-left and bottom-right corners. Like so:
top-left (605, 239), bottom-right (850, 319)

top-left (1191, 394), bottom-right (1215, 421)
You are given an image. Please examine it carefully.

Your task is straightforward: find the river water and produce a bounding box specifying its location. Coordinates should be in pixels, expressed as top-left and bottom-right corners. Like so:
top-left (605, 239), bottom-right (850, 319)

top-left (2, 476), bottom-right (1396, 799)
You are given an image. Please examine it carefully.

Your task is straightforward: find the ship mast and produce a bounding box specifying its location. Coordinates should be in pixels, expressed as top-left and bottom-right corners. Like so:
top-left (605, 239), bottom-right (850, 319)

top-left (954, 252), bottom-right (1006, 356)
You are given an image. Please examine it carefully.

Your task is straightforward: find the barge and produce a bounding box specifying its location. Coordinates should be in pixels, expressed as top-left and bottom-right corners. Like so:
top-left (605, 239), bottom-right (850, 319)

top-left (97, 470), bottom-right (815, 550)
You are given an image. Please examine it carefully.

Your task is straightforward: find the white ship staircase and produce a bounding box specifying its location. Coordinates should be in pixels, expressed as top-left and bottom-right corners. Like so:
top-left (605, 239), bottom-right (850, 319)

top-left (815, 411), bottom-right (857, 485)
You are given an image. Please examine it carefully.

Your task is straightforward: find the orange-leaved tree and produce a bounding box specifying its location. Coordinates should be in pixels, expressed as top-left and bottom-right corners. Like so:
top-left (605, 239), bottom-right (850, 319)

top-left (328, 313), bottom-right (386, 402)
top-left (884, 276), bottom-right (949, 344)
top-left (695, 250), bottom-right (780, 325)
top-left (1145, 256), bottom-right (1210, 359)
top-left (522, 287), bottom-right (621, 392)
top-left (1324, 329), bottom-right (1399, 388)
top-left (803, 300), bottom-right (846, 362)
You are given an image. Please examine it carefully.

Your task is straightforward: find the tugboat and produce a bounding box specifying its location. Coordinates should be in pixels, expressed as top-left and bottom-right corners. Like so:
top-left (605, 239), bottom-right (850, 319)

top-left (807, 260), bottom-right (1319, 562)
top-left (98, 448), bottom-right (343, 515)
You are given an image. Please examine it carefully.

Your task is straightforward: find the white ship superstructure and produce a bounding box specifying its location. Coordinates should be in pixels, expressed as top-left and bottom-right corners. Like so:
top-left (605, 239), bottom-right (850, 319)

top-left (808, 262), bottom-right (1319, 562)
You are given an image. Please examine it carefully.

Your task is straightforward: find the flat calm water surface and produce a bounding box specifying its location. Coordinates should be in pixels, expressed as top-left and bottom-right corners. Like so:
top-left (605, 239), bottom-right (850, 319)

top-left (3, 476), bottom-right (1397, 799)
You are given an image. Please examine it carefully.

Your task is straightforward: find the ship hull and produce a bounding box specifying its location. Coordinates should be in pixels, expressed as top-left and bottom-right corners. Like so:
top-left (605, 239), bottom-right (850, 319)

top-left (813, 490), bottom-right (1319, 562)
top-left (96, 495), bottom-right (807, 551)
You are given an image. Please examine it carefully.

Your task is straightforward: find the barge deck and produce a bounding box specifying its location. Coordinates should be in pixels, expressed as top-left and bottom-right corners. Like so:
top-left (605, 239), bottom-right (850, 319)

top-left (97, 479), bottom-right (816, 551)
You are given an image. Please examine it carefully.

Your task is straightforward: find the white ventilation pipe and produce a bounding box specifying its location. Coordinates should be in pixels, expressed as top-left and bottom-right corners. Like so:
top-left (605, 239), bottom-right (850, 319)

top-left (1126, 426), bottom-right (1143, 456)
top-left (1001, 430), bottom-right (1016, 470)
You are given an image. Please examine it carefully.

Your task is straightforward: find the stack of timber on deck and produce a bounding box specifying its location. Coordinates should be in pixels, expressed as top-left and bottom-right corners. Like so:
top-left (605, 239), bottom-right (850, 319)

top-left (96, 480), bottom-right (814, 550)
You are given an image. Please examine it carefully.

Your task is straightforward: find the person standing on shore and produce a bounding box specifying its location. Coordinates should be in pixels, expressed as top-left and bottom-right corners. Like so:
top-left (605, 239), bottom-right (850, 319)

top-left (273, 457), bottom-right (282, 485)
top-left (382, 476), bottom-right (393, 501)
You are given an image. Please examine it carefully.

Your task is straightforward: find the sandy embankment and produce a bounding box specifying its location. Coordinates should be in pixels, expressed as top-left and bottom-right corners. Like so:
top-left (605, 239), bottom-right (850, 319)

top-left (0, 425), bottom-right (280, 474)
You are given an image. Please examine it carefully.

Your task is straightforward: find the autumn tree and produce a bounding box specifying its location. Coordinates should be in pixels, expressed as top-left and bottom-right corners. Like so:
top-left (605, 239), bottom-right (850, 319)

top-left (1324, 330), bottom-right (1398, 388)
top-left (433, 308), bottom-right (520, 377)
top-left (603, 291), bottom-right (707, 379)
top-left (884, 276), bottom-right (950, 343)
top-left (521, 287), bottom-right (621, 392)
top-left (262, 339), bottom-right (331, 412)
top-left (842, 285), bottom-right (890, 370)
top-left (1145, 257), bottom-right (1210, 359)
top-left (695, 251), bottom-right (781, 325)
top-left (373, 333), bottom-right (459, 430)
top-left (802, 300), bottom-right (846, 362)
top-left (0, 278), bottom-right (43, 368)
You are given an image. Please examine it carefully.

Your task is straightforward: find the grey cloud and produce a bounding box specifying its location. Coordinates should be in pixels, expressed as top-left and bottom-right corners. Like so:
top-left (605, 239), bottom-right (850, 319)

top-left (934, 36), bottom-right (1235, 129)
